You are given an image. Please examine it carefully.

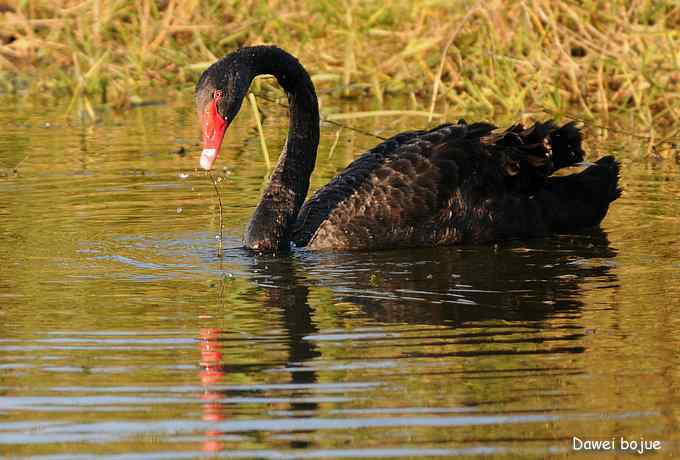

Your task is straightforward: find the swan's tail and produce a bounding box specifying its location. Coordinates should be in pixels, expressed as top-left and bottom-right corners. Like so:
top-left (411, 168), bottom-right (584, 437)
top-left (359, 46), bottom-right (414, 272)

top-left (536, 156), bottom-right (622, 231)
top-left (482, 121), bottom-right (587, 192)
top-left (484, 120), bottom-right (620, 231)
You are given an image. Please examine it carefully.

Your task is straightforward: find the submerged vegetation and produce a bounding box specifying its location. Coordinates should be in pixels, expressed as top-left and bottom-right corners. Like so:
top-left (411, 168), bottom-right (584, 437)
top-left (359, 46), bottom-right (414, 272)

top-left (1, 1), bottom-right (679, 154)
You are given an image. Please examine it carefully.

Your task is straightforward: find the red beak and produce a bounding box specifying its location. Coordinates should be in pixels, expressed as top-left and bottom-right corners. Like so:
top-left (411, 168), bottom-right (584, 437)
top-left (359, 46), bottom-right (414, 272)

top-left (200, 98), bottom-right (228, 170)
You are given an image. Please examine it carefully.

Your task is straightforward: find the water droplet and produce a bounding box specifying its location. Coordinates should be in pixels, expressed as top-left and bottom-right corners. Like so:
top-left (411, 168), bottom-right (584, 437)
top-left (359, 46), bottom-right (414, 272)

top-left (176, 207), bottom-right (183, 214)
top-left (178, 172), bottom-right (190, 179)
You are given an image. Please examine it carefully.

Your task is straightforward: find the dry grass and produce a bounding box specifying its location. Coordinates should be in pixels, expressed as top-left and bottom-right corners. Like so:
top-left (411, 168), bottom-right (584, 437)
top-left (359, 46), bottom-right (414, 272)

top-left (1, 0), bottom-right (679, 152)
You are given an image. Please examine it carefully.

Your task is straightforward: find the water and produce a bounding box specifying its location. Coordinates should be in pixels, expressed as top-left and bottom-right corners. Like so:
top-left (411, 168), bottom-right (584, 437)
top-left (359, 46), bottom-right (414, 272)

top-left (1, 96), bottom-right (679, 458)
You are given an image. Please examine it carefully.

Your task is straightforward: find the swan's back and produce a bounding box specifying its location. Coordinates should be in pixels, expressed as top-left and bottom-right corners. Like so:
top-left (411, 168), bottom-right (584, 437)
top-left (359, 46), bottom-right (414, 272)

top-left (292, 121), bottom-right (620, 251)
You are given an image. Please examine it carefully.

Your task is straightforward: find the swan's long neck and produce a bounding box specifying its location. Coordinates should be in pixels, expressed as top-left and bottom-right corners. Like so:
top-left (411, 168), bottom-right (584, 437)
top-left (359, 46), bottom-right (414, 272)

top-left (237, 47), bottom-right (320, 252)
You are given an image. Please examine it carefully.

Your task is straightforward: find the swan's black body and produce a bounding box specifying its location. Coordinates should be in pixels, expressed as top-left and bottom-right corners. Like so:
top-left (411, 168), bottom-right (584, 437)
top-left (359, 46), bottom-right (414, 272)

top-left (196, 46), bottom-right (620, 252)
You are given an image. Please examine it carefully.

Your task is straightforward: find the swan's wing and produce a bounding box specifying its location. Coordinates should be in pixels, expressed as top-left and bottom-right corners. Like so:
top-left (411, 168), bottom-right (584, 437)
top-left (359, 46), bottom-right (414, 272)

top-left (292, 122), bottom-right (497, 249)
top-left (293, 119), bottom-right (618, 250)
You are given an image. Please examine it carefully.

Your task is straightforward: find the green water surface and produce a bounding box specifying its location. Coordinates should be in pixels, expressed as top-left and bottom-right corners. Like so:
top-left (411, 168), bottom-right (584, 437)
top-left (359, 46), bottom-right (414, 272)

top-left (0, 96), bottom-right (679, 459)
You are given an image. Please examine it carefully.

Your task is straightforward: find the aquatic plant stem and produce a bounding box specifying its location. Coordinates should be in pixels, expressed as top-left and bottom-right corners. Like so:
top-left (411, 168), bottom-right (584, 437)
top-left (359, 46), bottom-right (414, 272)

top-left (208, 172), bottom-right (224, 257)
top-left (248, 92), bottom-right (271, 169)
top-left (327, 127), bottom-right (343, 159)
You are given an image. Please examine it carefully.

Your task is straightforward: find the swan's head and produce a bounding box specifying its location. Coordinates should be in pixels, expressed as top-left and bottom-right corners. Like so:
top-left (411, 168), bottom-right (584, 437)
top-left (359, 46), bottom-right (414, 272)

top-left (196, 74), bottom-right (237, 171)
top-left (195, 52), bottom-right (253, 170)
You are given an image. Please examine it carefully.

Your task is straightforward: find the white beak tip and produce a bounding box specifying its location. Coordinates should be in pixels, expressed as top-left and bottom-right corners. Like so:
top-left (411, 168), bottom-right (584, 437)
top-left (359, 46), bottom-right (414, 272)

top-left (200, 148), bottom-right (217, 170)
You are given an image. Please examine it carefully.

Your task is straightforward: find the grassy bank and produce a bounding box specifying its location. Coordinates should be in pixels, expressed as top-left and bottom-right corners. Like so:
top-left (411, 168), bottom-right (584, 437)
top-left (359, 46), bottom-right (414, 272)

top-left (1, 1), bottom-right (679, 152)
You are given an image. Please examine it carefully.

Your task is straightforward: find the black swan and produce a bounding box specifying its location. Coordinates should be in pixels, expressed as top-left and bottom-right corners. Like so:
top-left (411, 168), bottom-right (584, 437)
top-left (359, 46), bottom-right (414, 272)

top-left (196, 45), bottom-right (620, 252)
